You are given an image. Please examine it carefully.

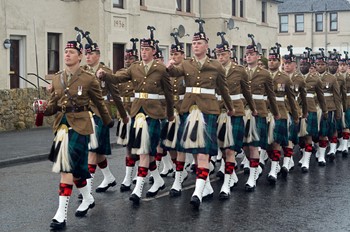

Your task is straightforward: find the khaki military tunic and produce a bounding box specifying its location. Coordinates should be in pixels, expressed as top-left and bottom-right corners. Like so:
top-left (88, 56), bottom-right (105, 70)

top-left (304, 73), bottom-right (327, 113)
top-left (319, 72), bottom-right (342, 119)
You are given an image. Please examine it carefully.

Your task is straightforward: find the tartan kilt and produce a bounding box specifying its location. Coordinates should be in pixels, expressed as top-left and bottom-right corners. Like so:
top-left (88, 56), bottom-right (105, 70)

top-left (159, 119), bottom-right (168, 150)
top-left (319, 111), bottom-right (336, 137)
top-left (288, 116), bottom-right (300, 144)
top-left (273, 119), bottom-right (289, 146)
top-left (50, 116), bottom-right (90, 179)
top-left (306, 112), bottom-right (319, 138)
top-left (127, 113), bottom-right (161, 157)
top-left (336, 118), bottom-right (343, 134)
top-left (164, 114), bottom-right (184, 152)
top-left (176, 112), bottom-right (218, 156)
top-left (345, 108), bottom-right (350, 128)
top-left (227, 116), bottom-right (244, 152)
top-left (89, 115), bottom-right (111, 155)
top-left (244, 116), bottom-right (268, 150)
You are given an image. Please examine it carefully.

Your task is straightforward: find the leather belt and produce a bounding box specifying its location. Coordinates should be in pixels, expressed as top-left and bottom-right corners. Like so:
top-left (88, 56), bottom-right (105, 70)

top-left (185, 87), bottom-right (215, 95)
top-left (134, 93), bottom-right (165, 99)
top-left (121, 96), bottom-right (134, 102)
top-left (173, 95), bottom-right (184, 101)
top-left (58, 105), bottom-right (89, 113)
top-left (217, 94), bottom-right (243, 101)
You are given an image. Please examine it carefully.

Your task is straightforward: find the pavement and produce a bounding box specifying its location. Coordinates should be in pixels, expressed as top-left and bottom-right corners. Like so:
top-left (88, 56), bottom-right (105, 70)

top-left (0, 126), bottom-right (118, 168)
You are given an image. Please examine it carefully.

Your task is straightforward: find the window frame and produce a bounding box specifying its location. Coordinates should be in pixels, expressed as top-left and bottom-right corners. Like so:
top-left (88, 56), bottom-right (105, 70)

top-left (279, 15), bottom-right (288, 33)
top-left (239, 0), bottom-right (244, 17)
top-left (232, 0), bottom-right (236, 17)
top-left (315, 13), bottom-right (323, 32)
top-left (262, 1), bottom-right (267, 23)
top-left (47, 33), bottom-right (60, 74)
top-left (113, 0), bottom-right (124, 8)
top-left (295, 14), bottom-right (304, 32)
top-left (176, 0), bottom-right (182, 11)
top-left (330, 12), bottom-right (338, 31)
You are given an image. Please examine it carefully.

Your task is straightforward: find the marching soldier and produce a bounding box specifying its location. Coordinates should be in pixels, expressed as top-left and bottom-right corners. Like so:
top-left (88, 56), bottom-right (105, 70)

top-left (98, 27), bottom-right (174, 204)
top-left (167, 32), bottom-right (189, 197)
top-left (243, 34), bottom-right (279, 191)
top-left (81, 32), bottom-right (128, 196)
top-left (215, 32), bottom-right (256, 198)
top-left (166, 19), bottom-right (234, 208)
top-left (282, 45), bottom-right (307, 176)
top-left (298, 48), bottom-right (327, 172)
top-left (42, 36), bottom-right (113, 230)
top-left (315, 49), bottom-right (342, 165)
top-left (118, 38), bottom-right (140, 192)
top-left (337, 52), bottom-right (350, 156)
top-left (266, 45), bottom-right (299, 184)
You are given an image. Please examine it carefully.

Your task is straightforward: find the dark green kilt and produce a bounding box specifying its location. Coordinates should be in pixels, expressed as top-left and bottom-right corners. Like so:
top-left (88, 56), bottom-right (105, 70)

top-left (274, 119), bottom-right (289, 146)
top-left (336, 118), bottom-right (343, 134)
top-left (306, 112), bottom-right (318, 138)
top-left (226, 116), bottom-right (244, 152)
top-left (319, 111), bottom-right (336, 137)
top-left (345, 109), bottom-right (350, 128)
top-left (289, 116), bottom-right (300, 144)
top-left (90, 114), bottom-right (111, 155)
top-left (244, 116), bottom-right (268, 150)
top-left (176, 112), bottom-right (218, 156)
top-left (127, 110), bottom-right (161, 157)
top-left (164, 114), bottom-right (185, 152)
top-left (159, 119), bottom-right (167, 150)
top-left (49, 116), bottom-right (90, 179)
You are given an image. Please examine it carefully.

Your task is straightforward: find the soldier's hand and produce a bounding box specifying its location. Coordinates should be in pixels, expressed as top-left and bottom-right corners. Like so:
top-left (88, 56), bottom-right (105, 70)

top-left (122, 116), bottom-right (129, 125)
top-left (227, 109), bottom-right (235, 117)
top-left (107, 120), bottom-right (115, 128)
top-left (168, 115), bottom-right (175, 122)
top-left (166, 59), bottom-right (176, 69)
top-left (274, 114), bottom-right (281, 120)
top-left (322, 112), bottom-right (328, 119)
top-left (294, 118), bottom-right (300, 124)
top-left (96, 68), bottom-right (106, 80)
top-left (252, 110), bottom-right (258, 116)
top-left (302, 113), bottom-right (308, 119)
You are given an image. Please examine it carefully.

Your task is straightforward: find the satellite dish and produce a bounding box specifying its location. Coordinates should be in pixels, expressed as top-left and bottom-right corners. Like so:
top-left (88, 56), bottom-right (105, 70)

top-left (227, 18), bottom-right (235, 30)
top-left (256, 43), bottom-right (262, 54)
top-left (178, 25), bottom-right (185, 38)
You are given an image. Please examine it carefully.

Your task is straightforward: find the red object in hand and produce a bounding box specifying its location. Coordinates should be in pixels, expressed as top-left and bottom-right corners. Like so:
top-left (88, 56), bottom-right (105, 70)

top-left (33, 99), bottom-right (47, 126)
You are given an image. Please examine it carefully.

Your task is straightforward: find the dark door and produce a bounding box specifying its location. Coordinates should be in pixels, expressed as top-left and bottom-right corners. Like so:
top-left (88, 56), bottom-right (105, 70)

top-left (113, 43), bottom-right (125, 73)
top-left (10, 40), bottom-right (20, 89)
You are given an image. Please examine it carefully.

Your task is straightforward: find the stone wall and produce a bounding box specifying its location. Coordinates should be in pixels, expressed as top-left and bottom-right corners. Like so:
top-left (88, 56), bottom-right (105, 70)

top-left (0, 88), bottom-right (54, 131)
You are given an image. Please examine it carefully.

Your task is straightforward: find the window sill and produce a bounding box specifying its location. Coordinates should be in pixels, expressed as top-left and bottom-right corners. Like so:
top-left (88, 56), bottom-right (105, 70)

top-left (278, 32), bottom-right (290, 35)
top-left (175, 11), bottom-right (195, 17)
top-left (140, 6), bottom-right (147, 11)
top-left (293, 32), bottom-right (306, 35)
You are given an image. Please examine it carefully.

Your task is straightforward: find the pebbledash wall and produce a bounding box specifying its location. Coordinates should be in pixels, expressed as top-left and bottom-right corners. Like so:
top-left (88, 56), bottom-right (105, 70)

top-left (0, 88), bottom-right (53, 131)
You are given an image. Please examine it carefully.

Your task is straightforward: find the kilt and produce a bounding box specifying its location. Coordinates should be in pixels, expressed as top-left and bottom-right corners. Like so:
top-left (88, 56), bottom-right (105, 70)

top-left (274, 119), bottom-right (289, 146)
top-left (159, 119), bottom-right (168, 150)
top-left (227, 116), bottom-right (244, 152)
top-left (51, 116), bottom-right (90, 179)
top-left (244, 116), bottom-right (268, 150)
top-left (345, 108), bottom-right (350, 128)
top-left (288, 117), bottom-right (300, 145)
top-left (319, 111), bottom-right (336, 137)
top-left (336, 118), bottom-right (343, 134)
top-left (127, 111), bottom-right (161, 156)
top-left (164, 114), bottom-right (184, 152)
top-left (306, 112), bottom-right (319, 138)
top-left (176, 112), bottom-right (218, 156)
top-left (89, 115), bottom-right (111, 155)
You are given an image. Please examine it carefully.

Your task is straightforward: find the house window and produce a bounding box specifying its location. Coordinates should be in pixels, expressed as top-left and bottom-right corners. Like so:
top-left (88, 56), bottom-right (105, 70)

top-left (232, 0), bottom-right (236, 16)
top-left (186, 43), bottom-right (192, 58)
top-left (113, 0), bottom-right (123, 8)
top-left (315, 13), bottom-right (323, 32)
top-left (176, 0), bottom-right (182, 11)
top-left (48, 33), bottom-right (60, 74)
top-left (279, 15), bottom-right (288, 33)
top-left (239, 0), bottom-right (244, 17)
top-left (140, 0), bottom-right (145, 6)
top-left (185, 0), bottom-right (191, 13)
top-left (262, 1), bottom-right (267, 23)
top-left (295, 14), bottom-right (304, 32)
top-left (330, 12), bottom-right (338, 31)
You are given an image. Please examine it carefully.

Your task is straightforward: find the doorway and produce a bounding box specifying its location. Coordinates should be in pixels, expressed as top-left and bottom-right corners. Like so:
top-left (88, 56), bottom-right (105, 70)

top-left (10, 40), bottom-right (20, 89)
top-left (113, 43), bottom-right (125, 73)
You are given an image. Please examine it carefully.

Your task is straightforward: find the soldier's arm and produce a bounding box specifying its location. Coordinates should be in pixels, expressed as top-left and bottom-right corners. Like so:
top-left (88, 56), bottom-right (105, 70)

top-left (217, 67), bottom-right (234, 112)
top-left (160, 68), bottom-right (174, 119)
top-left (340, 78), bottom-right (347, 111)
top-left (316, 79), bottom-right (327, 113)
top-left (265, 75), bottom-right (279, 117)
top-left (44, 81), bottom-right (59, 116)
top-left (102, 68), bottom-right (131, 85)
top-left (300, 80), bottom-right (308, 117)
top-left (240, 69), bottom-right (256, 112)
top-left (332, 77), bottom-right (342, 119)
top-left (89, 78), bottom-right (113, 126)
top-left (286, 79), bottom-right (299, 121)
top-left (167, 62), bottom-right (185, 77)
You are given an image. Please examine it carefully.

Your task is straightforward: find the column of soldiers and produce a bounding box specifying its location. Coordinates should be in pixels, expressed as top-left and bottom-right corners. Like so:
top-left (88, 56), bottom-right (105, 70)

top-left (38, 20), bottom-right (350, 230)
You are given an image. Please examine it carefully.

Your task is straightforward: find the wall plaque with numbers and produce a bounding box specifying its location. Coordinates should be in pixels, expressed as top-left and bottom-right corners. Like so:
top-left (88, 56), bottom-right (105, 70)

top-left (113, 17), bottom-right (126, 31)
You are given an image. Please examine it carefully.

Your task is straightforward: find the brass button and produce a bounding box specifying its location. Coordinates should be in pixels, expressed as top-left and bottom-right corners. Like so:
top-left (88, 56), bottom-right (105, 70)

top-left (127, 85), bottom-right (130, 87)
top-left (196, 82), bottom-right (200, 86)
top-left (64, 101), bottom-right (67, 104)
top-left (174, 84), bottom-right (177, 87)
top-left (143, 82), bottom-right (146, 84)
top-left (197, 76), bottom-right (200, 79)
top-left (198, 71), bottom-right (201, 73)
top-left (66, 87), bottom-right (69, 90)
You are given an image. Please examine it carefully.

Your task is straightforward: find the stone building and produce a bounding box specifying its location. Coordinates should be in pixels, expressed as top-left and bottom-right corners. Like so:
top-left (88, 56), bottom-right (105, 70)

top-left (0, 0), bottom-right (283, 90)
top-left (277, 0), bottom-right (350, 56)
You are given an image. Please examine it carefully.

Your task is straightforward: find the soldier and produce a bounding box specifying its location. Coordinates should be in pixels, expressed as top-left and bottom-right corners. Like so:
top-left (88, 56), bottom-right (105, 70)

top-left (266, 45), bottom-right (298, 184)
top-left (118, 38), bottom-right (140, 192)
top-left (166, 19), bottom-right (234, 208)
top-left (337, 52), bottom-right (350, 156)
top-left (215, 32), bottom-right (256, 198)
top-left (282, 45), bottom-right (307, 176)
top-left (42, 35), bottom-right (113, 230)
top-left (243, 34), bottom-right (279, 191)
top-left (328, 50), bottom-right (347, 157)
top-left (298, 48), bottom-right (327, 172)
top-left (81, 32), bottom-right (128, 196)
top-left (167, 32), bottom-right (189, 197)
top-left (98, 27), bottom-right (174, 204)
top-left (315, 49), bottom-right (341, 165)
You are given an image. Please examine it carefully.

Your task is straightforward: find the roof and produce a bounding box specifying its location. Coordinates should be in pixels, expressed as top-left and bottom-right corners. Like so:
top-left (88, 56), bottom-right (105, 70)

top-left (278, 0), bottom-right (350, 14)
